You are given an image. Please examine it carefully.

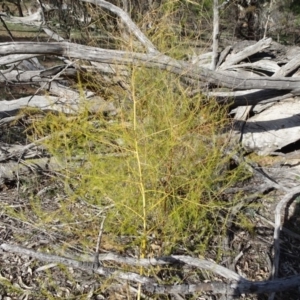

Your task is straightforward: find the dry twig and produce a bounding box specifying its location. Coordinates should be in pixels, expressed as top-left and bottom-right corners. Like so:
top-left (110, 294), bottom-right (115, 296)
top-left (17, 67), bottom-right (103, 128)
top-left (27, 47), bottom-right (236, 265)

top-left (93, 217), bottom-right (106, 268)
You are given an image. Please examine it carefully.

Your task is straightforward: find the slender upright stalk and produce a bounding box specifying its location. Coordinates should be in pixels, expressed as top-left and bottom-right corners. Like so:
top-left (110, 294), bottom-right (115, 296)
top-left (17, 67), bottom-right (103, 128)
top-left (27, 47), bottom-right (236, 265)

top-left (211, 0), bottom-right (219, 70)
top-left (131, 68), bottom-right (147, 300)
top-left (264, 0), bottom-right (275, 39)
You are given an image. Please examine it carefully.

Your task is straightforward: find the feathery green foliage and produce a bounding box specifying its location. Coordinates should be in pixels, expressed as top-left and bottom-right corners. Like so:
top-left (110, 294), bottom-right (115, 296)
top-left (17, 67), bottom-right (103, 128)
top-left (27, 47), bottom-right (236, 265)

top-left (29, 67), bottom-right (249, 258)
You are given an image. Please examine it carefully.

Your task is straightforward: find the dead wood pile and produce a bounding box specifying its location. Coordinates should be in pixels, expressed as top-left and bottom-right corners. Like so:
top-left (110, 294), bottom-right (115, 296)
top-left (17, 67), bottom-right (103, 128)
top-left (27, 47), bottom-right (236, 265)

top-left (2, 37), bottom-right (300, 177)
top-left (1, 6), bottom-right (300, 159)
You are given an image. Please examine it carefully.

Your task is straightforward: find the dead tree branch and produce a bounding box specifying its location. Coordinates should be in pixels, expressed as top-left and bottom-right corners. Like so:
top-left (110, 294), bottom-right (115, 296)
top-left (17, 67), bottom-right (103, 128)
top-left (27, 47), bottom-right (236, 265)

top-left (80, 0), bottom-right (158, 54)
top-left (3, 243), bottom-right (300, 296)
top-left (1, 41), bottom-right (300, 92)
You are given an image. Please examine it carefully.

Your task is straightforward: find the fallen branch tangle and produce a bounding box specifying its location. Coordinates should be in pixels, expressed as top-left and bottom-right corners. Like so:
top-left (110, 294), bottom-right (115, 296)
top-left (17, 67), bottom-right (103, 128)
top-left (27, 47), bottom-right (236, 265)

top-left (1, 40), bottom-right (300, 92)
top-left (2, 242), bottom-right (300, 296)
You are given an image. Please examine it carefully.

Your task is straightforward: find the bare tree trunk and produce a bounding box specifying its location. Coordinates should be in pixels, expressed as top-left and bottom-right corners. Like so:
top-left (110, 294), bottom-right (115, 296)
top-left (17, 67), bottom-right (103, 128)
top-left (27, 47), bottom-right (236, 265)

top-left (211, 0), bottom-right (219, 70)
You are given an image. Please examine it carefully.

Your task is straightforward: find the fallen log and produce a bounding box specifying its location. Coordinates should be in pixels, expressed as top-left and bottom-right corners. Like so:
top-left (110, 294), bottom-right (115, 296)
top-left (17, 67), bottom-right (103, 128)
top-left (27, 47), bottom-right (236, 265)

top-left (1, 40), bottom-right (300, 92)
top-left (3, 242), bottom-right (300, 297)
top-left (0, 95), bottom-right (116, 117)
top-left (241, 98), bottom-right (300, 155)
top-left (0, 156), bottom-right (60, 184)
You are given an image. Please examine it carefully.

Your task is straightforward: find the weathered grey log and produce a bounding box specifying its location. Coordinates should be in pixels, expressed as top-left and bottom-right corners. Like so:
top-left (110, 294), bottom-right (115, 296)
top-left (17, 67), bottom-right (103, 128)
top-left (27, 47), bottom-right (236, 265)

top-left (216, 45), bottom-right (231, 68)
top-left (0, 70), bottom-right (51, 83)
top-left (0, 95), bottom-right (77, 117)
top-left (222, 68), bottom-right (262, 80)
top-left (88, 62), bottom-right (129, 76)
top-left (274, 53), bottom-right (300, 76)
top-left (17, 57), bottom-right (44, 71)
top-left (42, 27), bottom-right (65, 42)
top-left (251, 52), bottom-right (300, 114)
top-left (209, 89), bottom-right (289, 106)
top-left (220, 38), bottom-right (272, 69)
top-left (225, 60), bottom-right (280, 74)
top-left (233, 106), bottom-right (252, 122)
top-left (42, 81), bottom-right (80, 100)
top-left (230, 40), bottom-right (287, 63)
top-left (0, 95), bottom-right (116, 117)
top-left (144, 275), bottom-right (300, 295)
top-left (2, 8), bottom-right (42, 25)
top-left (1, 41), bottom-right (300, 91)
top-left (8, 56), bottom-right (83, 101)
top-left (3, 242), bottom-right (300, 296)
top-left (0, 68), bottom-right (73, 86)
top-left (0, 54), bottom-right (76, 101)
top-left (0, 54), bottom-right (41, 65)
top-left (241, 98), bottom-right (300, 155)
top-left (0, 156), bottom-right (61, 184)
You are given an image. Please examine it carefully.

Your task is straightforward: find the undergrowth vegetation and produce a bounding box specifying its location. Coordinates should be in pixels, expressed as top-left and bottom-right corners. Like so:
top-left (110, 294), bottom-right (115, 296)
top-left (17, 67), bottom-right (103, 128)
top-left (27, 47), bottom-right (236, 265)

top-left (0, 3), bottom-right (255, 298)
top-left (27, 67), bottom-right (249, 260)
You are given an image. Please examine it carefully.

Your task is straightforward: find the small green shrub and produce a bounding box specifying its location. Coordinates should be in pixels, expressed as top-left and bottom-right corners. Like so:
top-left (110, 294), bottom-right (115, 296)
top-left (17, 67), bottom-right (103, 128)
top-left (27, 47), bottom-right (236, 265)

top-left (30, 67), bottom-right (249, 258)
